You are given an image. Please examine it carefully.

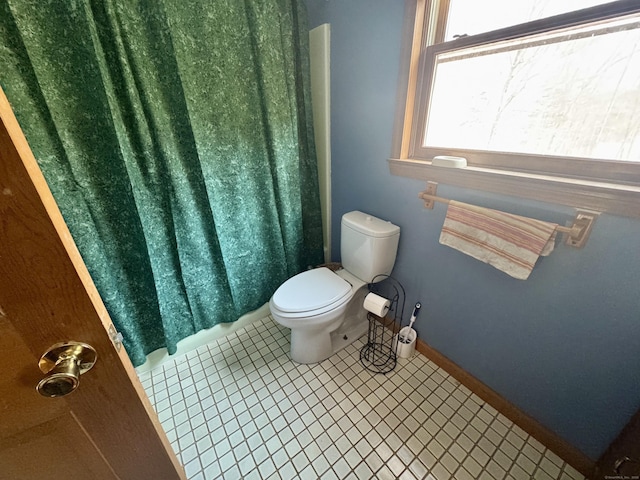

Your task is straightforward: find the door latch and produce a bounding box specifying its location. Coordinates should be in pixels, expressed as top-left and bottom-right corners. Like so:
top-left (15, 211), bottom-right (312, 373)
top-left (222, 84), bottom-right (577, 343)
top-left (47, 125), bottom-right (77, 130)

top-left (108, 324), bottom-right (124, 352)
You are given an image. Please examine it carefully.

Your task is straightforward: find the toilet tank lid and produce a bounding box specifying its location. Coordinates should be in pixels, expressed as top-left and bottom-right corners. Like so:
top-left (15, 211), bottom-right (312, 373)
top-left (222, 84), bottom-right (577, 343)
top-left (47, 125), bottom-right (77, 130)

top-left (272, 267), bottom-right (351, 313)
top-left (342, 211), bottom-right (400, 238)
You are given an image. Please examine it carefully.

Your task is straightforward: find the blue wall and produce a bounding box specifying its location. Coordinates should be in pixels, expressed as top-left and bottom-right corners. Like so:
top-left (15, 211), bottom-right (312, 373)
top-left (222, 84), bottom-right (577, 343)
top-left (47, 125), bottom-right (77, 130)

top-left (306, 0), bottom-right (640, 461)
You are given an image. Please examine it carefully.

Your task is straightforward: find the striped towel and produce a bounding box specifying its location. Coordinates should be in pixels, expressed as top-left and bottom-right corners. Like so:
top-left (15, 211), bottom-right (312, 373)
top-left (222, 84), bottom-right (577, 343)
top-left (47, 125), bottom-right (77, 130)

top-left (439, 201), bottom-right (558, 280)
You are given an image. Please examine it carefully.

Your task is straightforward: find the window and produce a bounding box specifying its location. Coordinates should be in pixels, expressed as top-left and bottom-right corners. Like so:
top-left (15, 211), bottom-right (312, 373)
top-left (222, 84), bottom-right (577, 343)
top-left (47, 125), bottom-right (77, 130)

top-left (391, 0), bottom-right (640, 217)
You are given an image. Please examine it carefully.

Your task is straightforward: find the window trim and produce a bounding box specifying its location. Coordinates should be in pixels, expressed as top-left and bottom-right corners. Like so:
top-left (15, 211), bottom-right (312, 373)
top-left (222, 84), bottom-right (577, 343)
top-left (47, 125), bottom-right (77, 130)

top-left (391, 0), bottom-right (640, 218)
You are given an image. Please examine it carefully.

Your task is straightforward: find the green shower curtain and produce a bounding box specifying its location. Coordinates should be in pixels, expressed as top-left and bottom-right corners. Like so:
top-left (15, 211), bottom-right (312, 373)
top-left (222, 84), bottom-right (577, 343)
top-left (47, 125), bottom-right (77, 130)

top-left (0, 0), bottom-right (323, 366)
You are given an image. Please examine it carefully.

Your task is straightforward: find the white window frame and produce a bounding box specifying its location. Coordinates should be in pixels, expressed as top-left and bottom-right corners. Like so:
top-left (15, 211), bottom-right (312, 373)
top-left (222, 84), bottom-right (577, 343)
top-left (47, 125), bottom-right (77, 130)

top-left (390, 0), bottom-right (640, 218)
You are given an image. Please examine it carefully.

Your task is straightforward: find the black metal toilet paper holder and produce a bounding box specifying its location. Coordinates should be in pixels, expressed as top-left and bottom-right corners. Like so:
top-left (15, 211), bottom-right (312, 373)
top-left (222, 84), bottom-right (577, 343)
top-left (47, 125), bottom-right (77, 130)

top-left (359, 275), bottom-right (405, 374)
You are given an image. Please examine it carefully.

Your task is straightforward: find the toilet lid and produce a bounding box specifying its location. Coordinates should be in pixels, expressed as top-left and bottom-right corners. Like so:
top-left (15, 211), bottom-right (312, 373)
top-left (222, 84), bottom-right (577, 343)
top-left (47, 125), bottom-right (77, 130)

top-left (272, 267), bottom-right (351, 314)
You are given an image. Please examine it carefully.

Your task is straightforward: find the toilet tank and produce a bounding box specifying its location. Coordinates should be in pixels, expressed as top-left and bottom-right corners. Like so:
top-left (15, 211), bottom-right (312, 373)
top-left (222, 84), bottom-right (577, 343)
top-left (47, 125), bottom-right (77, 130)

top-left (341, 211), bottom-right (400, 282)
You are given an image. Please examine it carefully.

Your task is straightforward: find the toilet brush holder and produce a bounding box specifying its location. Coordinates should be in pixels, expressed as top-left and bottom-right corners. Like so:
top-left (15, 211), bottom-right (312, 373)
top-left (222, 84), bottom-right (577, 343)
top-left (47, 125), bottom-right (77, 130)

top-left (395, 326), bottom-right (416, 358)
top-left (395, 302), bottom-right (420, 359)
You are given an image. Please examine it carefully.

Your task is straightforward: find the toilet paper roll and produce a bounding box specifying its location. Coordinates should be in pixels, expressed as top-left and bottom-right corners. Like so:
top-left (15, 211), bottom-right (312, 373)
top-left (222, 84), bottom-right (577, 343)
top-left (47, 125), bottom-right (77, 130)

top-left (363, 292), bottom-right (391, 317)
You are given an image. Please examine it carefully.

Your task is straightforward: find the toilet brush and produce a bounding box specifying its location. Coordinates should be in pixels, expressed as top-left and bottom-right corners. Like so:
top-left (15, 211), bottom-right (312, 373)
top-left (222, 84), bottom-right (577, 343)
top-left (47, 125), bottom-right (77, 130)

top-left (399, 302), bottom-right (420, 343)
top-left (396, 302), bottom-right (420, 358)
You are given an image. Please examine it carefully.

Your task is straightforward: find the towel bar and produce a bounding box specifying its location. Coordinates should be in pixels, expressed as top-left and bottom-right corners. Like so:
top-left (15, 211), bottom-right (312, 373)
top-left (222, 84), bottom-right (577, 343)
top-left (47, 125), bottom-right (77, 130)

top-left (418, 182), bottom-right (598, 248)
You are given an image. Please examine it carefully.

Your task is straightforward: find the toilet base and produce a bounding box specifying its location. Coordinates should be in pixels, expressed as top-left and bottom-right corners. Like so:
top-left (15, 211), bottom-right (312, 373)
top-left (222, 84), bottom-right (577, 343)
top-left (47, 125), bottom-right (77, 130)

top-left (290, 328), bottom-right (333, 364)
top-left (329, 316), bottom-right (368, 356)
top-left (289, 315), bottom-right (369, 364)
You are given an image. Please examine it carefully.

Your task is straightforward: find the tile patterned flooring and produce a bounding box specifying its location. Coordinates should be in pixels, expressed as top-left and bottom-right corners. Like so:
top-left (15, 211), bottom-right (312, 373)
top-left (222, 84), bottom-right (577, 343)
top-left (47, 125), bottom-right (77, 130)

top-left (138, 316), bottom-right (585, 480)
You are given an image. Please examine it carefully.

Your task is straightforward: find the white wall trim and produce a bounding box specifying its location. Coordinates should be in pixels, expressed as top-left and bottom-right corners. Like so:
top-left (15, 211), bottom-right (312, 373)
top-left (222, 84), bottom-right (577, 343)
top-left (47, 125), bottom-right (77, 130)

top-left (310, 23), bottom-right (332, 262)
top-left (135, 303), bottom-right (271, 374)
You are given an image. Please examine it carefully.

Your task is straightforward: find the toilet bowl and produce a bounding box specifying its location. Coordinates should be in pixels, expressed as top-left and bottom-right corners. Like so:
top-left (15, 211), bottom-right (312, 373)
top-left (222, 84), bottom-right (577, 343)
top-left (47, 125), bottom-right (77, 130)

top-left (269, 267), bottom-right (365, 364)
top-left (270, 211), bottom-right (401, 364)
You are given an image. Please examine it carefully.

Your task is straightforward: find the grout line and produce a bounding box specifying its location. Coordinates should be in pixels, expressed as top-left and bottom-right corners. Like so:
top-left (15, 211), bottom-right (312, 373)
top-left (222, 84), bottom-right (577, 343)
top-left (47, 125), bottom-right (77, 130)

top-left (141, 315), bottom-right (585, 480)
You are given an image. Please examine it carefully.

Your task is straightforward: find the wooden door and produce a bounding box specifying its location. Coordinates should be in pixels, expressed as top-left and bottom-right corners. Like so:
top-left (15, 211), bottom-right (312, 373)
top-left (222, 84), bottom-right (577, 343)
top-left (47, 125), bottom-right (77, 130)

top-left (0, 88), bottom-right (185, 479)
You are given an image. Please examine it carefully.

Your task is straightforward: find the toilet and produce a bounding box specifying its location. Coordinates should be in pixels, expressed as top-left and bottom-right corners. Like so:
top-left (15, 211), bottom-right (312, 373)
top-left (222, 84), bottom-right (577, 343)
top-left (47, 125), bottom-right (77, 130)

top-left (269, 211), bottom-right (400, 364)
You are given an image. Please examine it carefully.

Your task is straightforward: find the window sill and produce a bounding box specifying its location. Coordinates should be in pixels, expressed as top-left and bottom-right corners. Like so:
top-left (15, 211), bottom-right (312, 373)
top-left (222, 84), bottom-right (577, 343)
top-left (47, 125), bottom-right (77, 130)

top-left (388, 158), bottom-right (640, 218)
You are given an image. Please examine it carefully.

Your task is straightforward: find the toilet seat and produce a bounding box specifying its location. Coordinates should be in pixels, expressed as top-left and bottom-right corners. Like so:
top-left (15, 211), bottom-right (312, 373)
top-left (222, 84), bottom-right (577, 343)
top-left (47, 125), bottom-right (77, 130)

top-left (271, 267), bottom-right (352, 318)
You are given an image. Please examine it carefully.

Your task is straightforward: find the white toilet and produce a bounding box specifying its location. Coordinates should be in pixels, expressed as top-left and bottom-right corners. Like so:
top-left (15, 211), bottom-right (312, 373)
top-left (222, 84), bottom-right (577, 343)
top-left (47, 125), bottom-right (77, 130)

top-left (269, 211), bottom-right (400, 364)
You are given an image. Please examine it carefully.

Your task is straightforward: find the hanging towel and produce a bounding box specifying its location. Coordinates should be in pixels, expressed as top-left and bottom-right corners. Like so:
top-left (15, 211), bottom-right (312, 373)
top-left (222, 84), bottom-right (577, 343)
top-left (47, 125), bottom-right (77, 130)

top-left (439, 201), bottom-right (558, 280)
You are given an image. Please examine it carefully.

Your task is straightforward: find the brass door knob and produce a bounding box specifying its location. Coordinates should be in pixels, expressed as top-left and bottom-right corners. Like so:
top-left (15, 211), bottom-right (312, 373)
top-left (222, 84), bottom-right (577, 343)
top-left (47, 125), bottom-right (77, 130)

top-left (36, 342), bottom-right (97, 398)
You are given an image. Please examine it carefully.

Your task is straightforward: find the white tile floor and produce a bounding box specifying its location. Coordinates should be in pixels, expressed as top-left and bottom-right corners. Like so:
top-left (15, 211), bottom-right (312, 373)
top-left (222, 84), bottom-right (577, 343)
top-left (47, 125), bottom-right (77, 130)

top-left (138, 315), bottom-right (585, 480)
